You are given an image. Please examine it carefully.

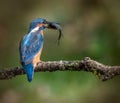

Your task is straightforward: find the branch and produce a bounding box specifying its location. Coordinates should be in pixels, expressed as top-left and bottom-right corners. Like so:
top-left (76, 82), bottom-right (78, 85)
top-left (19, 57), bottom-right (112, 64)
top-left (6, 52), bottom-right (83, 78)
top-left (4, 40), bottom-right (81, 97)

top-left (0, 57), bottom-right (120, 81)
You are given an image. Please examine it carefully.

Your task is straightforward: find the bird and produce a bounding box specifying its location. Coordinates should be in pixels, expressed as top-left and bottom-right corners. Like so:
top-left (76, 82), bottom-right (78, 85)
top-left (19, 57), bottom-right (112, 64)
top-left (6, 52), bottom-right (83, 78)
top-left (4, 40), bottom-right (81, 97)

top-left (19, 18), bottom-right (62, 82)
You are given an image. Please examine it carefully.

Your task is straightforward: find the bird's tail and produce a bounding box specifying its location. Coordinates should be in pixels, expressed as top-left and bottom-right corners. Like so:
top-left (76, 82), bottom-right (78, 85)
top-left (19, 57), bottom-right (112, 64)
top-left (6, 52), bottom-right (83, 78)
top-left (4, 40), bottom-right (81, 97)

top-left (22, 62), bottom-right (34, 82)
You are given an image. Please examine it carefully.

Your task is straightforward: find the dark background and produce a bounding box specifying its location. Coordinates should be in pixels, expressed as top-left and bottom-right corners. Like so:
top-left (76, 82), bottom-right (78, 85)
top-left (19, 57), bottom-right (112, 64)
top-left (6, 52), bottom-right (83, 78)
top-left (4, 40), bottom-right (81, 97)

top-left (0, 0), bottom-right (120, 103)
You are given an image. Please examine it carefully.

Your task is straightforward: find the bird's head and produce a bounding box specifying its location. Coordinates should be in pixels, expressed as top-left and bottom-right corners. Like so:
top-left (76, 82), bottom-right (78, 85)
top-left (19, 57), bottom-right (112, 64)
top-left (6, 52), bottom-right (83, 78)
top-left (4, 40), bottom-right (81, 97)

top-left (28, 18), bottom-right (62, 44)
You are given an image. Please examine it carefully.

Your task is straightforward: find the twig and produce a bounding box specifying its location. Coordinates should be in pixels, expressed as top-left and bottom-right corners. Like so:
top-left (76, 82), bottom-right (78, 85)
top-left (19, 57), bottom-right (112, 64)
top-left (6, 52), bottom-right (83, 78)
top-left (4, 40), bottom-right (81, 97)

top-left (0, 57), bottom-right (120, 81)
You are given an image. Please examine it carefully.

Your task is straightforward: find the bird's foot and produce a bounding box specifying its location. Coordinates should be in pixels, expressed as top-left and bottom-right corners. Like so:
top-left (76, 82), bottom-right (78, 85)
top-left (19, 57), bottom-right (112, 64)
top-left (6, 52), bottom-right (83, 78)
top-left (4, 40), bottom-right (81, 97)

top-left (37, 60), bottom-right (42, 66)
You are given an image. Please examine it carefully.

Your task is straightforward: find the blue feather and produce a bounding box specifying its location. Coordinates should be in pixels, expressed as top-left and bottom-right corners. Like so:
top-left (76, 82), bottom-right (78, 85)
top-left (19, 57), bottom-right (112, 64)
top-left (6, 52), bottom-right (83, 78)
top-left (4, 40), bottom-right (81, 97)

top-left (22, 62), bottom-right (33, 82)
top-left (19, 31), bottom-right (43, 63)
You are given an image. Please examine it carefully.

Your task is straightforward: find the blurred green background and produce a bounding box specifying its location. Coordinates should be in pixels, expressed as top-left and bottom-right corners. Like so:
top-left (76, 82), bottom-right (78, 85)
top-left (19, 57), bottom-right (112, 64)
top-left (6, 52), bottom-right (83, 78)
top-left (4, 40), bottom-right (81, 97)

top-left (0, 0), bottom-right (120, 103)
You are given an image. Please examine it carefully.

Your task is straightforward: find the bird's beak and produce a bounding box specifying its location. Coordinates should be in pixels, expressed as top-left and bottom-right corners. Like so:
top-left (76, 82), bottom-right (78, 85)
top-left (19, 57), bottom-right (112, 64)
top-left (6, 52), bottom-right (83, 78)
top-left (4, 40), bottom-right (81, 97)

top-left (44, 21), bottom-right (63, 45)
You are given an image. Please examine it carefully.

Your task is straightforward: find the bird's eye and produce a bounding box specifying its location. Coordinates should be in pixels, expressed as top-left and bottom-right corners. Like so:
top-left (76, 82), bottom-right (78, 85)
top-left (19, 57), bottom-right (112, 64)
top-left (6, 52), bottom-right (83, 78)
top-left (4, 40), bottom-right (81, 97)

top-left (43, 20), bottom-right (47, 24)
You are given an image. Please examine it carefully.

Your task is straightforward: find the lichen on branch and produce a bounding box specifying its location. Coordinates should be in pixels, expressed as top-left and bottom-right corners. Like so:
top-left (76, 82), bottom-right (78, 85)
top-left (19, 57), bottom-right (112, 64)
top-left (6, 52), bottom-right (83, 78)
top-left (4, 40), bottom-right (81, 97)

top-left (0, 57), bottom-right (120, 81)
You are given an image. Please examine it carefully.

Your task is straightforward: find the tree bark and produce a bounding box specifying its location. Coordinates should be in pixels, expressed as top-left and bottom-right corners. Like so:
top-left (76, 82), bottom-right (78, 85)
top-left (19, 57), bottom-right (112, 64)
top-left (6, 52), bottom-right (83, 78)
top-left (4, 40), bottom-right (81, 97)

top-left (0, 57), bottom-right (120, 81)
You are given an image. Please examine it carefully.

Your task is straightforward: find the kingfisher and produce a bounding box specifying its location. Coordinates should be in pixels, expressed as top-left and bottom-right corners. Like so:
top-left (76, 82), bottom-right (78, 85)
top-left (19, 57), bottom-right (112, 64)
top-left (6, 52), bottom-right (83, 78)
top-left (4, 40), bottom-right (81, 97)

top-left (19, 18), bottom-right (62, 82)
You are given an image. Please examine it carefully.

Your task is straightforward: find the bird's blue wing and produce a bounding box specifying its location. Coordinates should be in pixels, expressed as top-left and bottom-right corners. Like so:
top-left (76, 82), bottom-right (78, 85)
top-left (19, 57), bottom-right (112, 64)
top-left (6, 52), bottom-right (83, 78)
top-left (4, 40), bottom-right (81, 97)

top-left (19, 32), bottom-right (43, 64)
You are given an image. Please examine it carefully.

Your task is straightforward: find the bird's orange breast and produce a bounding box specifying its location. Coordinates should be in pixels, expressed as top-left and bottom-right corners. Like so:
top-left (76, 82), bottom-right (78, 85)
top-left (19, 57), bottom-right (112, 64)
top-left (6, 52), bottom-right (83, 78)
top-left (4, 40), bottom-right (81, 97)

top-left (32, 44), bottom-right (43, 67)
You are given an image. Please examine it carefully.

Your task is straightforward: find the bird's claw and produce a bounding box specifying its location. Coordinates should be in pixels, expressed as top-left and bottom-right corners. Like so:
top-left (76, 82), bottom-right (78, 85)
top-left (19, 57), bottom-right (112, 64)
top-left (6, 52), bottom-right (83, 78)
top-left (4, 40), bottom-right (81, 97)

top-left (37, 60), bottom-right (42, 66)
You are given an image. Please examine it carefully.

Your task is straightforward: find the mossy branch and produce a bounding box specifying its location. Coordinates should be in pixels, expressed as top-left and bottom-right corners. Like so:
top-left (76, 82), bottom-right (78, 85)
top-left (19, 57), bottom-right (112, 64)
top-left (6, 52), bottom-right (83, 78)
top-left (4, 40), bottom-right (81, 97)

top-left (0, 57), bottom-right (120, 81)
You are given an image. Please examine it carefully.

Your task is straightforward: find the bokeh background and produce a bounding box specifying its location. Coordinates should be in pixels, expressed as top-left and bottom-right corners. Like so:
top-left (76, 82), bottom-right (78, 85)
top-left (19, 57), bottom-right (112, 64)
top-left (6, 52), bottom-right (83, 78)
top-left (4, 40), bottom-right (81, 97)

top-left (0, 0), bottom-right (120, 103)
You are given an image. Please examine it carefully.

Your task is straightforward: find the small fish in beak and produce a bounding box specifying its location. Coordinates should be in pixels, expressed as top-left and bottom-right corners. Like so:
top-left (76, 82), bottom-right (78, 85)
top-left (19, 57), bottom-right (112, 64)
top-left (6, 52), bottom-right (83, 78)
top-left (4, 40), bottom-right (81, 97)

top-left (46, 21), bottom-right (63, 45)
